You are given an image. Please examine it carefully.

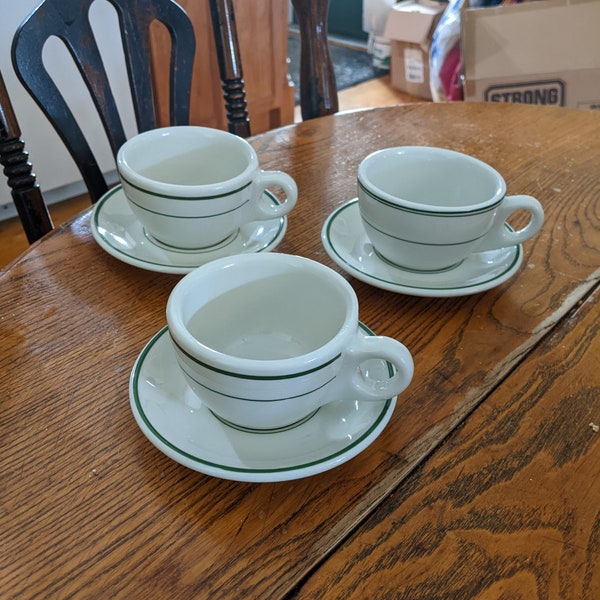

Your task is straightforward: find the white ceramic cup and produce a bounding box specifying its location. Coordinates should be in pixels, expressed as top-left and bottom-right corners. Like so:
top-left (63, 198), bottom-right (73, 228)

top-left (166, 253), bottom-right (414, 432)
top-left (116, 126), bottom-right (297, 249)
top-left (357, 146), bottom-right (545, 272)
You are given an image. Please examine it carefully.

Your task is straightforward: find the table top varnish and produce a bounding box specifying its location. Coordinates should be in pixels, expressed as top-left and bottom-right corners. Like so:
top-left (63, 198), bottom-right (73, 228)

top-left (1, 102), bottom-right (599, 599)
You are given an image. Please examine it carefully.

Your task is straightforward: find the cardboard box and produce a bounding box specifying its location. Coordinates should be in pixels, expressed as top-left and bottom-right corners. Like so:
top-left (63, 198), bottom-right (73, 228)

top-left (462, 0), bottom-right (600, 110)
top-left (384, 0), bottom-right (446, 100)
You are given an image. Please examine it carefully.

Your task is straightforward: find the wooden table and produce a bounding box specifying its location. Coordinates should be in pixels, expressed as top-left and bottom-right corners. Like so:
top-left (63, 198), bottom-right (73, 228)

top-left (1, 103), bottom-right (599, 599)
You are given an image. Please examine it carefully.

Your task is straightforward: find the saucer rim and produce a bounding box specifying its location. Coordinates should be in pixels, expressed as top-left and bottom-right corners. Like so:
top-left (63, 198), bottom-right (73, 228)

top-left (129, 326), bottom-right (397, 482)
top-left (91, 185), bottom-right (287, 274)
top-left (321, 199), bottom-right (523, 297)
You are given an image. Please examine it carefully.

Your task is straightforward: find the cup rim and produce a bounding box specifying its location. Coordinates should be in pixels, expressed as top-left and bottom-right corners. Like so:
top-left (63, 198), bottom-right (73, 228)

top-left (166, 253), bottom-right (359, 374)
top-left (357, 146), bottom-right (506, 214)
top-left (116, 126), bottom-right (258, 196)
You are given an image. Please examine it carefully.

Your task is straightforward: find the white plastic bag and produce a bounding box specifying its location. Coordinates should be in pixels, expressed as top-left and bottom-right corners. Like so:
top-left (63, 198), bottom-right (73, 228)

top-left (429, 0), bottom-right (465, 101)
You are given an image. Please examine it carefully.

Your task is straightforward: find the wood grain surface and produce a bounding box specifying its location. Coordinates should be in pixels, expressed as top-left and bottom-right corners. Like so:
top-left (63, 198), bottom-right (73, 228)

top-left (292, 286), bottom-right (600, 600)
top-left (1, 103), bottom-right (598, 599)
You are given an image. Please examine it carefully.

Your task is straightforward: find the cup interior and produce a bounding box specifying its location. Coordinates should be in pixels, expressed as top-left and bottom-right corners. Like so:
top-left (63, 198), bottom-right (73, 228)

top-left (360, 147), bottom-right (505, 210)
top-left (187, 272), bottom-right (345, 359)
top-left (118, 127), bottom-right (254, 188)
top-left (169, 256), bottom-right (355, 363)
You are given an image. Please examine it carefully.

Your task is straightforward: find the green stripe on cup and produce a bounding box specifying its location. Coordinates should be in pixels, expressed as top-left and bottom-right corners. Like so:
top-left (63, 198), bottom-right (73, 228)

top-left (126, 195), bottom-right (250, 218)
top-left (358, 181), bottom-right (502, 216)
top-left (169, 333), bottom-right (342, 380)
top-left (121, 173), bottom-right (252, 200)
top-left (360, 212), bottom-right (486, 247)
top-left (178, 361), bottom-right (336, 403)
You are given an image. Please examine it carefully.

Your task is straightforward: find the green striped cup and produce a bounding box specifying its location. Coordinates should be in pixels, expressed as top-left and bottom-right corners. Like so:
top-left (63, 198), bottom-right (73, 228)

top-left (166, 253), bottom-right (414, 432)
top-left (357, 146), bottom-right (544, 273)
top-left (117, 126), bottom-right (296, 250)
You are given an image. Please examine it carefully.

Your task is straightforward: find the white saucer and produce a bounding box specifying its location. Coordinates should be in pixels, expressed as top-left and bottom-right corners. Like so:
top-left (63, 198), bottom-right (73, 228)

top-left (129, 326), bottom-right (397, 482)
top-left (322, 200), bottom-right (523, 297)
top-left (91, 185), bottom-right (287, 274)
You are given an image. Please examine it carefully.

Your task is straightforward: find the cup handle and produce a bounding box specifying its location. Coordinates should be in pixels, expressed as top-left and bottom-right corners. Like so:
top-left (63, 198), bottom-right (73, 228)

top-left (249, 170), bottom-right (298, 219)
top-left (476, 195), bottom-right (544, 252)
top-left (336, 333), bottom-right (414, 402)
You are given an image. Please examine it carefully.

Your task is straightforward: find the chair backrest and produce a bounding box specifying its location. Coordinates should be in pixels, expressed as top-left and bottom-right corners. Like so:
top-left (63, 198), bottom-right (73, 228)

top-left (11, 0), bottom-right (199, 204)
top-left (0, 70), bottom-right (53, 243)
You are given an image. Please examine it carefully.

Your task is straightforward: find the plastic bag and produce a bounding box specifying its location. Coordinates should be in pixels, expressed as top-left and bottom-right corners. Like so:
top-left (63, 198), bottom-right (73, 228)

top-left (429, 0), bottom-right (465, 101)
top-left (430, 0), bottom-right (507, 101)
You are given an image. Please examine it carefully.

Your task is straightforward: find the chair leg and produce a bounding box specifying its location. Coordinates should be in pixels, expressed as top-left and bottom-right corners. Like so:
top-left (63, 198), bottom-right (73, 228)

top-left (1, 70), bottom-right (53, 243)
top-left (208, 0), bottom-right (251, 138)
top-left (0, 137), bottom-right (53, 244)
top-left (291, 0), bottom-right (338, 120)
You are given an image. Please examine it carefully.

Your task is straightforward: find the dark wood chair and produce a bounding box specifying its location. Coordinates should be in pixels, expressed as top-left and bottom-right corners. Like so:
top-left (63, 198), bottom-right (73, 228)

top-left (8, 0), bottom-right (337, 242)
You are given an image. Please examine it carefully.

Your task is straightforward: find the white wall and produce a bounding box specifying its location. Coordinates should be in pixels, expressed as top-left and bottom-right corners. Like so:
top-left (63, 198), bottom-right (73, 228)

top-left (1, 0), bottom-right (138, 219)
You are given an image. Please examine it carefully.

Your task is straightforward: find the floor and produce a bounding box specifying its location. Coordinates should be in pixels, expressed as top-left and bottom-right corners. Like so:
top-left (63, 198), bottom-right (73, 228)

top-left (287, 34), bottom-right (386, 104)
top-left (0, 75), bottom-right (422, 269)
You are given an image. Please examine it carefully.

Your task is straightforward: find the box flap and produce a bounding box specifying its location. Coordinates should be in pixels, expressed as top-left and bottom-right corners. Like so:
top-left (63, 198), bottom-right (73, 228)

top-left (462, 0), bottom-right (600, 80)
top-left (384, 0), bottom-right (446, 45)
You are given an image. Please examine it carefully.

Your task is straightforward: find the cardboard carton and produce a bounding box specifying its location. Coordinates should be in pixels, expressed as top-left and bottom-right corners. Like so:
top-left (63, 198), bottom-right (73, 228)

top-left (462, 0), bottom-right (600, 110)
top-left (384, 0), bottom-right (446, 99)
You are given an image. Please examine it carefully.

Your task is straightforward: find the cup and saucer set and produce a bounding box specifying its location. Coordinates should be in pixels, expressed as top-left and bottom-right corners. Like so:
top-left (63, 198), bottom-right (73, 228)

top-left (92, 129), bottom-right (544, 482)
top-left (322, 146), bottom-right (543, 298)
top-left (92, 186), bottom-right (287, 275)
top-left (91, 126), bottom-right (296, 275)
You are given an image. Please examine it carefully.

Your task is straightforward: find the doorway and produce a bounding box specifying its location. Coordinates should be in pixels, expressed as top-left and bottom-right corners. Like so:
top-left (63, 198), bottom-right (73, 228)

top-left (289, 0), bottom-right (367, 42)
top-left (328, 0), bottom-right (367, 41)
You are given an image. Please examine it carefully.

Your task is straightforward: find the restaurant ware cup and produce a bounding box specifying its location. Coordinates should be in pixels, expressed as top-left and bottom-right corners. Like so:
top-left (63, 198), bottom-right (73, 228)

top-left (357, 146), bottom-right (544, 272)
top-left (116, 126), bottom-right (297, 249)
top-left (166, 252), bottom-right (414, 432)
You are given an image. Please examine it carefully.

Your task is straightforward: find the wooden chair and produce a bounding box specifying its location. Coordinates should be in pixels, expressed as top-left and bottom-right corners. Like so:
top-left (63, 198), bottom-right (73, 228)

top-left (8, 0), bottom-right (338, 241)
